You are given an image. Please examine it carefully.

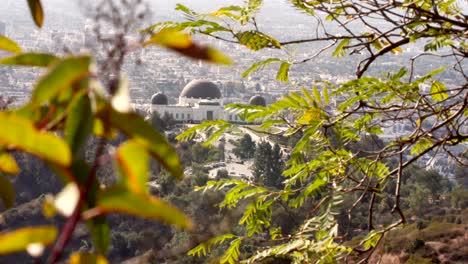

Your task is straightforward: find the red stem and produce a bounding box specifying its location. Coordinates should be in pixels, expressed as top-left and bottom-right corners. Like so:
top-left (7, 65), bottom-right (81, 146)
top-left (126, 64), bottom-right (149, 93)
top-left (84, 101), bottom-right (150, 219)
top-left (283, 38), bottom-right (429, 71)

top-left (46, 138), bottom-right (107, 264)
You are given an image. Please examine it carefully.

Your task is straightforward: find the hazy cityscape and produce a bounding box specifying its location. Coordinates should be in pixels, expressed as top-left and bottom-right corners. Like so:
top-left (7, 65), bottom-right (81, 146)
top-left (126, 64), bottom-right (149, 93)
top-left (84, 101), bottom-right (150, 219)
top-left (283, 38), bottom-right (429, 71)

top-left (0, 1), bottom-right (466, 263)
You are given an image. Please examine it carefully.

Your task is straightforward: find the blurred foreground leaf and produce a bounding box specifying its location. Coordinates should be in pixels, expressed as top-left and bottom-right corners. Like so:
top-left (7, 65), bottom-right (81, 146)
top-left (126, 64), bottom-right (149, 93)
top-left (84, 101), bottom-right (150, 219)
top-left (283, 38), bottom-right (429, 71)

top-left (69, 252), bottom-right (108, 264)
top-left (33, 56), bottom-right (90, 104)
top-left (0, 53), bottom-right (58, 67)
top-left (101, 107), bottom-right (183, 179)
top-left (0, 152), bottom-right (19, 175)
top-left (0, 226), bottom-right (57, 255)
top-left (88, 187), bottom-right (192, 230)
top-left (116, 140), bottom-right (149, 194)
top-left (0, 174), bottom-right (15, 209)
top-left (0, 35), bottom-right (22, 54)
top-left (145, 30), bottom-right (231, 64)
top-left (65, 93), bottom-right (93, 156)
top-left (26, 0), bottom-right (44, 28)
top-left (0, 112), bottom-right (71, 166)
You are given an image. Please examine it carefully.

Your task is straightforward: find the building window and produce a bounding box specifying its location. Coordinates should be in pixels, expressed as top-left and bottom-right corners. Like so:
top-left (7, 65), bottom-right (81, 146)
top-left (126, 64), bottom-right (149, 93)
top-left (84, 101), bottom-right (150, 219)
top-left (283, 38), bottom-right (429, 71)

top-left (187, 114), bottom-right (190, 119)
top-left (229, 115), bottom-right (232, 120)
top-left (207, 111), bottom-right (214, 120)
top-left (176, 113), bottom-right (179, 119)
top-left (182, 113), bottom-right (185, 119)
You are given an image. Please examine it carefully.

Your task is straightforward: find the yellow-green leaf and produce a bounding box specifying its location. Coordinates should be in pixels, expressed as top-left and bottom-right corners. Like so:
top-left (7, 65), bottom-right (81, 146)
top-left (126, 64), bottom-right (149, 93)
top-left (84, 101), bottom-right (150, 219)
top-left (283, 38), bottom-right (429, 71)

top-left (89, 187), bottom-right (192, 230)
top-left (313, 86), bottom-right (322, 104)
top-left (0, 226), bottom-right (57, 255)
top-left (33, 56), bottom-right (90, 104)
top-left (276, 62), bottom-right (290, 82)
top-left (391, 46), bottom-right (403, 54)
top-left (99, 107), bottom-right (183, 179)
top-left (0, 152), bottom-right (19, 175)
top-left (298, 108), bottom-right (321, 124)
top-left (144, 29), bottom-right (192, 49)
top-left (430, 81), bottom-right (448, 102)
top-left (0, 112), bottom-right (71, 166)
top-left (69, 252), bottom-right (108, 264)
top-left (27, 0), bottom-right (44, 28)
top-left (0, 53), bottom-right (58, 67)
top-left (236, 30), bottom-right (280, 51)
top-left (332, 39), bottom-right (349, 57)
top-left (410, 137), bottom-right (433, 155)
top-left (116, 140), bottom-right (149, 195)
top-left (206, 47), bottom-right (232, 65)
top-left (0, 174), bottom-right (15, 209)
top-left (0, 35), bottom-right (22, 54)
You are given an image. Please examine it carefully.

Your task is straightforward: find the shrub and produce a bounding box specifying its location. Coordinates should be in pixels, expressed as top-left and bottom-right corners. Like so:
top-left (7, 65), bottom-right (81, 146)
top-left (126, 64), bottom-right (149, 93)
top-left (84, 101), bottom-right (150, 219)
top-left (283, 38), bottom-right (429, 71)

top-left (406, 239), bottom-right (425, 253)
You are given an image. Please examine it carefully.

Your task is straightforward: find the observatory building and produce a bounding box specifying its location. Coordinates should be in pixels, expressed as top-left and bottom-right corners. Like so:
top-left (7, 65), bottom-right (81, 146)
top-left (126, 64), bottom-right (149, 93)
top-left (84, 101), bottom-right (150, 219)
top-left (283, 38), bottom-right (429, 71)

top-left (151, 80), bottom-right (266, 123)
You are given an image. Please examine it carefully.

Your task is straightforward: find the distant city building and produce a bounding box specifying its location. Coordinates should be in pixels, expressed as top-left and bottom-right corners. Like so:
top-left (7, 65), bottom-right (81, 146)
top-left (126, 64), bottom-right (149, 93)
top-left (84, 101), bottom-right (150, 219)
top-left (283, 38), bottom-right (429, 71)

top-left (151, 79), bottom-right (267, 123)
top-left (0, 21), bottom-right (6, 35)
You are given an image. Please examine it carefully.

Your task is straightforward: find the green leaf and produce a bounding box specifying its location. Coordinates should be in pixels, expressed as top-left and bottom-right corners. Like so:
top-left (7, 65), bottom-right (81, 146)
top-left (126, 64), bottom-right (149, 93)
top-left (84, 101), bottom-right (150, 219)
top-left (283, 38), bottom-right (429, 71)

top-left (313, 86), bottom-right (322, 104)
top-left (0, 226), bottom-right (57, 255)
top-left (27, 0), bottom-right (44, 28)
top-left (276, 62), bottom-right (290, 82)
top-left (248, 0), bottom-right (263, 10)
top-left (33, 56), bottom-right (90, 104)
top-left (0, 174), bottom-right (15, 209)
top-left (176, 119), bottom-right (231, 144)
top-left (363, 231), bottom-right (382, 250)
top-left (116, 140), bottom-right (149, 194)
top-left (69, 252), bottom-right (108, 264)
top-left (221, 238), bottom-right (242, 264)
top-left (242, 58), bottom-right (281, 78)
top-left (0, 35), bottom-right (22, 54)
top-left (0, 152), bottom-right (19, 175)
top-left (0, 53), bottom-right (58, 67)
top-left (65, 93), bottom-right (93, 156)
top-left (323, 86), bottom-right (330, 104)
top-left (430, 81), bottom-right (448, 101)
top-left (371, 38), bottom-right (384, 51)
top-left (0, 112), bottom-right (71, 166)
top-left (410, 137), bottom-right (433, 155)
top-left (236, 31), bottom-right (280, 51)
top-left (101, 107), bottom-right (183, 179)
top-left (188, 234), bottom-right (236, 257)
top-left (332, 39), bottom-right (349, 57)
top-left (89, 187), bottom-right (192, 230)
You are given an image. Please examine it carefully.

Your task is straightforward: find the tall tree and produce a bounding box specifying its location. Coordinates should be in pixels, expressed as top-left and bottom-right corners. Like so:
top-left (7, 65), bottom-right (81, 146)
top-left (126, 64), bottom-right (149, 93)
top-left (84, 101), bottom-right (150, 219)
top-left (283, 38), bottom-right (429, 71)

top-left (253, 142), bottom-right (284, 189)
top-left (233, 133), bottom-right (256, 160)
top-left (253, 141), bottom-right (272, 184)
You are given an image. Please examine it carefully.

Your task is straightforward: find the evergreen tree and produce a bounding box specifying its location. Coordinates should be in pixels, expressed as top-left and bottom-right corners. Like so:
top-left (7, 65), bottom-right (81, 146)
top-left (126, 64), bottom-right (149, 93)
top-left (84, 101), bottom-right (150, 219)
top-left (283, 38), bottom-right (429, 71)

top-left (233, 134), bottom-right (256, 160)
top-left (253, 142), bottom-right (284, 189)
top-left (266, 143), bottom-right (284, 189)
top-left (253, 141), bottom-right (271, 184)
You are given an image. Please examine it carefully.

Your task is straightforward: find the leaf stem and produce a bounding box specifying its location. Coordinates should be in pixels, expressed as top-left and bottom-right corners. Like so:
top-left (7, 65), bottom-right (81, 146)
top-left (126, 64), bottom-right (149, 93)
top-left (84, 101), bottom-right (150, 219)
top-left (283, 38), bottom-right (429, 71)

top-left (46, 137), bottom-right (107, 264)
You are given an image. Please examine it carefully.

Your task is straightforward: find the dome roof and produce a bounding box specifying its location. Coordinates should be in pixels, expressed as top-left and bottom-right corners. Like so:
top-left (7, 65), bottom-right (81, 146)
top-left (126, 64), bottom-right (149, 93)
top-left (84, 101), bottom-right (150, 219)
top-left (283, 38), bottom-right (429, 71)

top-left (249, 95), bottom-right (266, 106)
top-left (151, 92), bottom-right (168, 105)
top-left (180, 80), bottom-right (221, 99)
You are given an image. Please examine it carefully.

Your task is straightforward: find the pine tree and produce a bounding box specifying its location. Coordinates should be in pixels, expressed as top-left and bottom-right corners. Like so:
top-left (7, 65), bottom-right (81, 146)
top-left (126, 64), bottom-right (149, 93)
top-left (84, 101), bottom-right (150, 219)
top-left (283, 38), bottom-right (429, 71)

top-left (233, 133), bottom-right (256, 159)
top-left (253, 142), bottom-right (284, 189)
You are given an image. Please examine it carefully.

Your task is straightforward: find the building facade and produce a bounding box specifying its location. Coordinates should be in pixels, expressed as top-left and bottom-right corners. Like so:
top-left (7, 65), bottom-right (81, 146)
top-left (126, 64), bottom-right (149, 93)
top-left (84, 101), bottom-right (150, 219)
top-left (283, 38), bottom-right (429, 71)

top-left (151, 80), bottom-right (266, 123)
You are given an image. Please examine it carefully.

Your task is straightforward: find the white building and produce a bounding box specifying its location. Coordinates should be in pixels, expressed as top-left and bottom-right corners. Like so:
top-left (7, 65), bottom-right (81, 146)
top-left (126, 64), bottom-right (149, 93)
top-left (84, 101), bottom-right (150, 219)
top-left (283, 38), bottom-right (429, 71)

top-left (151, 80), bottom-right (267, 123)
